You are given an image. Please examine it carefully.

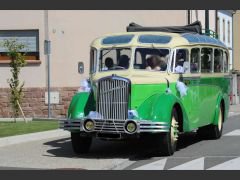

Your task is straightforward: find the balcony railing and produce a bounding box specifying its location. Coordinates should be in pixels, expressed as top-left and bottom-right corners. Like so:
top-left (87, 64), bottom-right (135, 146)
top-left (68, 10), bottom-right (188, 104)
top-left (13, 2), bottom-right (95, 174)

top-left (202, 29), bottom-right (218, 39)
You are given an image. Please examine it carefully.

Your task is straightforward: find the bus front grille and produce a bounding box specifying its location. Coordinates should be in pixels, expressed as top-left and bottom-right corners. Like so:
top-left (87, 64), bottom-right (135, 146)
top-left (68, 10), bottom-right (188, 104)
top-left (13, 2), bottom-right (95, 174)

top-left (96, 76), bottom-right (130, 120)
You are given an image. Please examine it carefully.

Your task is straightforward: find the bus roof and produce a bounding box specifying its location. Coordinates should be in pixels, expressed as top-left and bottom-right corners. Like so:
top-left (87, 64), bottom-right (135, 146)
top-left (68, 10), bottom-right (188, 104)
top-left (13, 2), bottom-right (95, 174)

top-left (91, 31), bottom-right (227, 49)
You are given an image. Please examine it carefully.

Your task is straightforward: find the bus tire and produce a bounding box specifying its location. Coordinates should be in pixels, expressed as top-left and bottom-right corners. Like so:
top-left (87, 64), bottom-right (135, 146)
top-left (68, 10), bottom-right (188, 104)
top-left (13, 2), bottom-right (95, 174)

top-left (197, 105), bottom-right (223, 139)
top-left (155, 108), bottom-right (179, 156)
top-left (71, 132), bottom-right (92, 154)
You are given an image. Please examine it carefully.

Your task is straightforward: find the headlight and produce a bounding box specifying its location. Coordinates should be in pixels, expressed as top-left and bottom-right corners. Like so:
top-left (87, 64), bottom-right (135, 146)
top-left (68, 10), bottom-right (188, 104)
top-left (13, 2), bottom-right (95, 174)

top-left (125, 121), bottom-right (137, 134)
top-left (84, 119), bottom-right (95, 131)
top-left (78, 79), bottom-right (91, 92)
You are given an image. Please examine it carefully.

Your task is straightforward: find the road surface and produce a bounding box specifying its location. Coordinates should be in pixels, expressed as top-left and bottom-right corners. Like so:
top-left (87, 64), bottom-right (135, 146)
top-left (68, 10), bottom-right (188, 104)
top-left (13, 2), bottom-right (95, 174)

top-left (0, 113), bottom-right (240, 170)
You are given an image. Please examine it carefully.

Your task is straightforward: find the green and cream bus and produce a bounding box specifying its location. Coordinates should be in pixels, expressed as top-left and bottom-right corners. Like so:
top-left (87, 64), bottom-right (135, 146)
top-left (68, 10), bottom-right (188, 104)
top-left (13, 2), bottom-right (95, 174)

top-left (61, 23), bottom-right (230, 156)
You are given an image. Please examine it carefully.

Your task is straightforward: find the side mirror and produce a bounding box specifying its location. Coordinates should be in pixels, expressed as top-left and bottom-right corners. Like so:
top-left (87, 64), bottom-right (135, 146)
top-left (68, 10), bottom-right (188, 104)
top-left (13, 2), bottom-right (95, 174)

top-left (78, 62), bottom-right (84, 74)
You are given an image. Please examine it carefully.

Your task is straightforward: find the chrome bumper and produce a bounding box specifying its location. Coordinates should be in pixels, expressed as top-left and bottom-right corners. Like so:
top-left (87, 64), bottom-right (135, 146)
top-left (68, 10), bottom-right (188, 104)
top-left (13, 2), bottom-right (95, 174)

top-left (59, 118), bottom-right (169, 134)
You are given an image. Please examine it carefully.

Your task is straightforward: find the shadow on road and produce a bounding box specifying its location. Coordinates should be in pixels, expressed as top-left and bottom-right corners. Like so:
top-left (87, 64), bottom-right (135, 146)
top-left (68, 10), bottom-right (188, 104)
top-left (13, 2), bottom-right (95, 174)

top-left (43, 132), bottom-right (203, 161)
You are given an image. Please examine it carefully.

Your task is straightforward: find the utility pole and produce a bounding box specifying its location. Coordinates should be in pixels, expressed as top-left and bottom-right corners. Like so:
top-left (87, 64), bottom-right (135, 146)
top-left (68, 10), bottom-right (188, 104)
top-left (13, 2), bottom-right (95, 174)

top-left (44, 10), bottom-right (51, 118)
top-left (205, 10), bottom-right (209, 31)
top-left (187, 10), bottom-right (191, 24)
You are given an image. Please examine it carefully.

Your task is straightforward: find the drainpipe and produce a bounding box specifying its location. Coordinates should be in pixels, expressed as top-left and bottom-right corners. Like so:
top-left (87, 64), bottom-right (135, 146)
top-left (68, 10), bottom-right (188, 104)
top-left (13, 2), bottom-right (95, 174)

top-left (44, 10), bottom-right (51, 118)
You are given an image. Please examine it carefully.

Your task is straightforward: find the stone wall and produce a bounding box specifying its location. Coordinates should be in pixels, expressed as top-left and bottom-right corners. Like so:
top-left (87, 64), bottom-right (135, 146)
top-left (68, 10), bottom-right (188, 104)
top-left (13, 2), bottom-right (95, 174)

top-left (0, 87), bottom-right (78, 118)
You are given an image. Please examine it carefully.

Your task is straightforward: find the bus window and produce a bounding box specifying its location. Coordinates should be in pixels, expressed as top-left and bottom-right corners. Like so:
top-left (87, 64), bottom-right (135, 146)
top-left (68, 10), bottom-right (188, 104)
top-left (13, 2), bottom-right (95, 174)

top-left (134, 51), bottom-right (143, 69)
top-left (201, 48), bottom-right (213, 73)
top-left (214, 49), bottom-right (223, 73)
top-left (174, 49), bottom-right (189, 73)
top-left (223, 51), bottom-right (229, 72)
top-left (190, 48), bottom-right (200, 73)
top-left (99, 48), bottom-right (131, 71)
top-left (134, 48), bottom-right (169, 71)
top-left (90, 48), bottom-right (97, 73)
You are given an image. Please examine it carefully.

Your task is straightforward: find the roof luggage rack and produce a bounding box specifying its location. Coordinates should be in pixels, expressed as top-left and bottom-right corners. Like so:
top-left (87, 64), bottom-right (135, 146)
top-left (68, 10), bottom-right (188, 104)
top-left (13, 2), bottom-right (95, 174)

top-left (126, 21), bottom-right (202, 34)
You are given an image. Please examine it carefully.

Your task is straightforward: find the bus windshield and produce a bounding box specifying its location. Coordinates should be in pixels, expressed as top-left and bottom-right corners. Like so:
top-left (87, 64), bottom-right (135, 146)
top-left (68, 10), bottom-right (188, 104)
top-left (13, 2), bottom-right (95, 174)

top-left (99, 48), bottom-right (131, 72)
top-left (134, 48), bottom-right (170, 71)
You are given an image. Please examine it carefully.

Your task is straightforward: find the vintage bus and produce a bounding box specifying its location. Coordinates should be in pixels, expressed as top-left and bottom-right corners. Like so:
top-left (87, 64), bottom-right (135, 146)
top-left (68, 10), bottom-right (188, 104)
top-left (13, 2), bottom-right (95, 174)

top-left (60, 22), bottom-right (230, 156)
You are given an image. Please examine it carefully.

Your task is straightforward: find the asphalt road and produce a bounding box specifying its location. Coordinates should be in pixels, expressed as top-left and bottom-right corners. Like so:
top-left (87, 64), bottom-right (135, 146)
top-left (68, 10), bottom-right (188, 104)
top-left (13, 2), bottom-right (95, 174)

top-left (0, 113), bottom-right (240, 170)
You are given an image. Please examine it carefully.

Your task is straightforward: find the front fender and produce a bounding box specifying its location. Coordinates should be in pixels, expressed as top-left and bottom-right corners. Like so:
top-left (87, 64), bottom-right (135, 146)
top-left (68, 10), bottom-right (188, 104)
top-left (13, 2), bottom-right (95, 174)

top-left (68, 92), bottom-right (95, 119)
top-left (137, 92), bottom-right (189, 129)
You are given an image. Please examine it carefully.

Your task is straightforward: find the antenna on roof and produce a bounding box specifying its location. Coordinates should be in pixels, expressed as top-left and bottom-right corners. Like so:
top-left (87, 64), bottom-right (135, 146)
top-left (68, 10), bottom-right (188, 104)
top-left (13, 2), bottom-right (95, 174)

top-left (126, 21), bottom-right (202, 34)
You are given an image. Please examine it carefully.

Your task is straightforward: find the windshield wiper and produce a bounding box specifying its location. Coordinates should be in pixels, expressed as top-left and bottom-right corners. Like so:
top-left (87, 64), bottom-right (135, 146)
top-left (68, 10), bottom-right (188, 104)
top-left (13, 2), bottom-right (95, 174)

top-left (101, 45), bottom-right (118, 59)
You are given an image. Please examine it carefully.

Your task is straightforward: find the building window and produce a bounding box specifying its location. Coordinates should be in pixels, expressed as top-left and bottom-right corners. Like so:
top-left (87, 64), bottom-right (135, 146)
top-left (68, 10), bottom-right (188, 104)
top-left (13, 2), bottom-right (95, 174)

top-left (222, 19), bottom-right (225, 42)
top-left (228, 21), bottom-right (230, 43)
top-left (217, 17), bottom-right (220, 38)
top-left (0, 30), bottom-right (39, 61)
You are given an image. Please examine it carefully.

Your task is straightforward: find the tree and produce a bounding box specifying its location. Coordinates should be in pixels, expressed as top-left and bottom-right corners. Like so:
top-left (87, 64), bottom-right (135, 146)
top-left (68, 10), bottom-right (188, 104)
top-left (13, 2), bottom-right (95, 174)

top-left (2, 39), bottom-right (26, 122)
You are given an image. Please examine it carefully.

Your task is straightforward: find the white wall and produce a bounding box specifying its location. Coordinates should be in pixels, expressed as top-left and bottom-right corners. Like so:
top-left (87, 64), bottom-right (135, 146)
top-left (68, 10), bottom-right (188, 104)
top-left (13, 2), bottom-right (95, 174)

top-left (0, 10), bottom-right (46, 88)
top-left (0, 10), bottom-right (187, 88)
top-left (217, 10), bottom-right (233, 70)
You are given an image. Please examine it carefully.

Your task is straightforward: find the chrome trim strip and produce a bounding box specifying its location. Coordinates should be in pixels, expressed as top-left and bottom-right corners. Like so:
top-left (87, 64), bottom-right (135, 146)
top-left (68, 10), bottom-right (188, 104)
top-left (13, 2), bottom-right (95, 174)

top-left (60, 119), bottom-right (169, 133)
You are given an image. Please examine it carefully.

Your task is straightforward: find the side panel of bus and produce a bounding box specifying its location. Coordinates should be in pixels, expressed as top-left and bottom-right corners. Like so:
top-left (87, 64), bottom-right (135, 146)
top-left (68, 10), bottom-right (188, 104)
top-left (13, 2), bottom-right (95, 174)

top-left (172, 46), bottom-right (230, 132)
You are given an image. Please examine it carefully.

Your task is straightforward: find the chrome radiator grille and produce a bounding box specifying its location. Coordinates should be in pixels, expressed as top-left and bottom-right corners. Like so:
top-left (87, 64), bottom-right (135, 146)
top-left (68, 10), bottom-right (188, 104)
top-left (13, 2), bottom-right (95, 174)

top-left (96, 77), bottom-right (130, 120)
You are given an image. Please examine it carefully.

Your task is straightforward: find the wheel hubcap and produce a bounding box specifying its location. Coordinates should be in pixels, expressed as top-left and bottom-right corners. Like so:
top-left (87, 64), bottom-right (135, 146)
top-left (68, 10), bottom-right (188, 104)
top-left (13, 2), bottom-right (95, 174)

top-left (171, 117), bottom-right (179, 146)
top-left (218, 108), bottom-right (222, 131)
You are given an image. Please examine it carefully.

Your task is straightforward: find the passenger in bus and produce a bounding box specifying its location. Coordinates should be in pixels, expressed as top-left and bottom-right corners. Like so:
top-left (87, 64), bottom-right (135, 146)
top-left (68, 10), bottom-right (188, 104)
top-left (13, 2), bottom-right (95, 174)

top-left (145, 55), bottom-right (161, 71)
top-left (175, 51), bottom-right (185, 73)
top-left (118, 55), bottom-right (130, 69)
top-left (159, 56), bottom-right (168, 71)
top-left (201, 54), bottom-right (210, 72)
top-left (105, 57), bottom-right (114, 69)
top-left (190, 63), bottom-right (198, 72)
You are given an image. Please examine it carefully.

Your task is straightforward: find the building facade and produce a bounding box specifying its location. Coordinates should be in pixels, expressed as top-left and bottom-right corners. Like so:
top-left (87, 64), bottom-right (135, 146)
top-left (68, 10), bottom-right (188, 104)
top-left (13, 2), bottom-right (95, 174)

top-left (0, 10), bottom-right (217, 118)
top-left (217, 10), bottom-right (234, 70)
top-left (233, 10), bottom-right (240, 71)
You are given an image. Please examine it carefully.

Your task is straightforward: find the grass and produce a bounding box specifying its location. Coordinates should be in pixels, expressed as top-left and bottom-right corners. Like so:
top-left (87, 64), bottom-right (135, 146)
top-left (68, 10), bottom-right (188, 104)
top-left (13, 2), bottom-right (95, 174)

top-left (0, 120), bottom-right (59, 138)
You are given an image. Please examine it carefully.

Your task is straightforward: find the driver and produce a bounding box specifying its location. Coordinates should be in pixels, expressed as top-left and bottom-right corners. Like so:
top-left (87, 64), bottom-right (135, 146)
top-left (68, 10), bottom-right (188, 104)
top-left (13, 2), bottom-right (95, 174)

top-left (118, 55), bottom-right (130, 69)
top-left (105, 57), bottom-right (114, 69)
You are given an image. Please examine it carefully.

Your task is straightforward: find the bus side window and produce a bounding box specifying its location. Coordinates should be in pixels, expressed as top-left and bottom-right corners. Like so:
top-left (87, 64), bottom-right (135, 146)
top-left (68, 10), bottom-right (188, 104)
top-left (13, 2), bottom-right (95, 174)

top-left (201, 48), bottom-right (213, 73)
top-left (90, 48), bottom-right (97, 73)
top-left (190, 48), bottom-right (200, 73)
top-left (134, 51), bottom-right (143, 69)
top-left (223, 51), bottom-right (229, 73)
top-left (214, 49), bottom-right (223, 73)
top-left (175, 49), bottom-right (189, 73)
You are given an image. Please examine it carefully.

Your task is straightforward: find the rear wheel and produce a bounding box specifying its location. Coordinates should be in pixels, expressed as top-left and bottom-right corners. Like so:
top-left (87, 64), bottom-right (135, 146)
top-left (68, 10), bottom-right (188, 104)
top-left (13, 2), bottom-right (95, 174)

top-left (155, 108), bottom-right (179, 156)
top-left (71, 132), bottom-right (92, 154)
top-left (197, 104), bottom-right (223, 139)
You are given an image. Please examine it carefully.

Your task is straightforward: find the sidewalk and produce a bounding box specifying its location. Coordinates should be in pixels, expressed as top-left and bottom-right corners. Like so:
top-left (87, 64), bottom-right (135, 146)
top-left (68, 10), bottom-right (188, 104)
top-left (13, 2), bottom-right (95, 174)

top-left (0, 129), bottom-right (69, 147)
top-left (229, 104), bottom-right (240, 113)
top-left (229, 104), bottom-right (240, 117)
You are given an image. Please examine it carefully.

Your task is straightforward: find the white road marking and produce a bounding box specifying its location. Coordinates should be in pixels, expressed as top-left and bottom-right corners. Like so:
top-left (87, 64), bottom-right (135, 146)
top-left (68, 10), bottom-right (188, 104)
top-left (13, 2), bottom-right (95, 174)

top-left (207, 157), bottom-right (240, 170)
top-left (224, 129), bottom-right (240, 136)
top-left (168, 157), bottom-right (204, 170)
top-left (133, 158), bottom-right (167, 170)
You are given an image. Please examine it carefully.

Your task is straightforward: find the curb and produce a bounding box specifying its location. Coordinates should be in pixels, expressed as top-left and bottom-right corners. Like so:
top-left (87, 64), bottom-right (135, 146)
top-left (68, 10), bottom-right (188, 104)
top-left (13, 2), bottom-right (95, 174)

top-left (0, 118), bottom-right (33, 122)
top-left (0, 129), bottom-right (70, 148)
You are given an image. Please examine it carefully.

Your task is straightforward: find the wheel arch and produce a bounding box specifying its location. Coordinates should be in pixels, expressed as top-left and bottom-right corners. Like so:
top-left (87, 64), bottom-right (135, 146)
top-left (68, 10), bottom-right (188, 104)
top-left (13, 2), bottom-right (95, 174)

top-left (213, 95), bottom-right (226, 125)
top-left (173, 103), bottom-right (184, 132)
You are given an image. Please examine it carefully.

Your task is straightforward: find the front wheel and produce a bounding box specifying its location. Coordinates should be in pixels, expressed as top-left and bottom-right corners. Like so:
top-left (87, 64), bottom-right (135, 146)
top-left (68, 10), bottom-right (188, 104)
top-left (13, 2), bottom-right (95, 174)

top-left (197, 105), bottom-right (223, 139)
top-left (155, 108), bottom-right (179, 156)
top-left (71, 132), bottom-right (92, 154)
